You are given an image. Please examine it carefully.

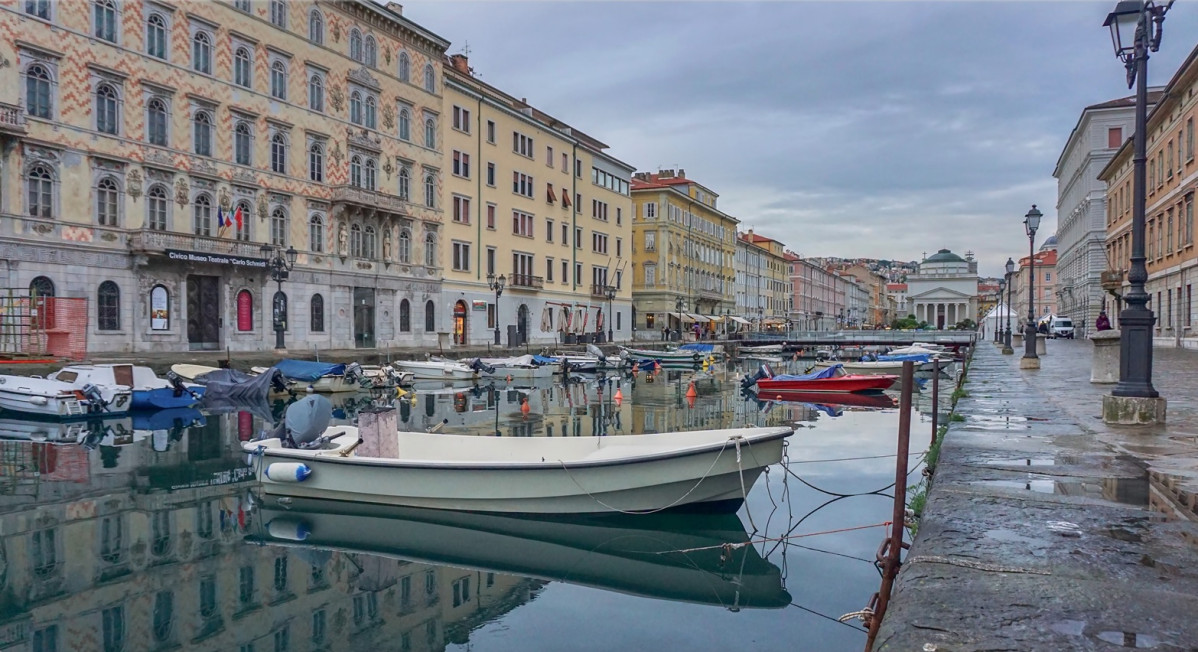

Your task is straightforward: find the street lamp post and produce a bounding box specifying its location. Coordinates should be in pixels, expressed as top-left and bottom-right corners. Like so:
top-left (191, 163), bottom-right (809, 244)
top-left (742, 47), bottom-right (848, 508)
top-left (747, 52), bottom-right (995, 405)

top-left (1103, 0), bottom-right (1170, 402)
top-left (487, 272), bottom-right (505, 346)
top-left (996, 278), bottom-right (1005, 342)
top-left (1004, 257), bottom-right (1015, 353)
top-left (1021, 206), bottom-right (1042, 366)
top-left (604, 284), bottom-right (616, 344)
top-left (260, 244), bottom-right (298, 350)
top-left (675, 296), bottom-right (684, 342)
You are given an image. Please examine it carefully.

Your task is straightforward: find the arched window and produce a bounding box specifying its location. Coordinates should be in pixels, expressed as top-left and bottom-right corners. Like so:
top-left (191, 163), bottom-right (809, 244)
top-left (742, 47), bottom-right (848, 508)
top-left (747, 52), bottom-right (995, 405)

top-left (193, 111), bottom-right (213, 156)
top-left (27, 164), bottom-right (54, 218)
top-left (271, 133), bottom-right (287, 174)
top-left (423, 64), bottom-right (435, 93)
top-left (349, 29), bottom-right (362, 62)
top-left (269, 0), bottom-right (286, 28)
top-left (234, 122), bottom-right (252, 166)
top-left (424, 299), bottom-right (435, 332)
top-left (423, 173), bottom-right (435, 208)
top-left (424, 118), bottom-right (435, 149)
top-left (365, 96), bottom-right (377, 129)
top-left (350, 155), bottom-right (362, 188)
top-left (424, 233), bottom-right (436, 267)
top-left (363, 226), bottom-right (376, 259)
top-left (398, 107), bottom-right (411, 141)
top-left (309, 214), bottom-right (324, 253)
top-left (93, 0), bottom-right (116, 42)
top-left (364, 36), bottom-right (377, 68)
top-left (149, 285), bottom-right (169, 330)
top-left (146, 13), bottom-right (168, 59)
top-left (309, 143), bottom-right (324, 182)
top-left (96, 177), bottom-right (119, 226)
top-left (273, 291), bottom-right (287, 331)
top-left (193, 195), bottom-right (212, 236)
top-left (308, 74), bottom-right (323, 112)
top-left (397, 167), bottom-right (410, 201)
top-left (29, 276), bottom-right (54, 331)
top-left (398, 52), bottom-right (410, 82)
top-left (26, 64), bottom-right (52, 119)
top-left (97, 281), bottom-right (119, 331)
top-left (350, 91), bottom-right (362, 125)
top-left (310, 293), bottom-right (324, 332)
top-left (151, 591), bottom-right (173, 643)
top-left (234, 201), bottom-right (251, 241)
top-left (399, 299), bottom-right (410, 332)
top-left (270, 208), bottom-right (287, 246)
top-left (236, 289), bottom-right (253, 331)
top-left (146, 185), bottom-right (168, 231)
top-left (365, 159), bottom-right (377, 191)
top-left (270, 61), bottom-right (287, 100)
top-left (192, 31), bottom-right (212, 74)
top-left (308, 9), bottom-right (323, 44)
top-left (350, 224), bottom-right (363, 258)
top-left (234, 47), bottom-right (252, 88)
top-left (146, 97), bottom-right (168, 146)
top-left (398, 229), bottom-right (411, 263)
top-left (95, 83), bottom-right (118, 134)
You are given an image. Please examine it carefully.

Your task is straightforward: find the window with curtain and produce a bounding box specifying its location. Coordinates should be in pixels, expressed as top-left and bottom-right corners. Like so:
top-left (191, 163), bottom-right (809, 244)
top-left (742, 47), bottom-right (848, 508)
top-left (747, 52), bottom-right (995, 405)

top-left (97, 281), bottom-right (120, 330)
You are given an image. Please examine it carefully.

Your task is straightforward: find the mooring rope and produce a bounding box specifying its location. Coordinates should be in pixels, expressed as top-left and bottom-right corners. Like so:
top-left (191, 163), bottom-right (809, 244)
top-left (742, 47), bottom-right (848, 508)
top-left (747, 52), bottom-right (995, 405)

top-left (660, 521), bottom-right (891, 555)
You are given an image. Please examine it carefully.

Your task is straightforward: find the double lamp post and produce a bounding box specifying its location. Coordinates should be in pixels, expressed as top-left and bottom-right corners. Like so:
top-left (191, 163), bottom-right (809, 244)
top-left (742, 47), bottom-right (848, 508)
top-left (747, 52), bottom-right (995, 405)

top-left (260, 244), bottom-right (297, 350)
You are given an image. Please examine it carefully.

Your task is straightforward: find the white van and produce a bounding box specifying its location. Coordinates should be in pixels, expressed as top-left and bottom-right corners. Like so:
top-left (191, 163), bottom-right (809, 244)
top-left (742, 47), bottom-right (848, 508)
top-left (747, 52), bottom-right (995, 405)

top-left (1049, 317), bottom-right (1075, 339)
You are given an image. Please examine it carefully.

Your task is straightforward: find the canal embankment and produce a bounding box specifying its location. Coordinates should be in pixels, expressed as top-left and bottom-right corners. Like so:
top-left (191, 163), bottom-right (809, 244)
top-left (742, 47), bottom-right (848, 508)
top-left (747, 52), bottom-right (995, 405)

top-left (876, 339), bottom-right (1198, 650)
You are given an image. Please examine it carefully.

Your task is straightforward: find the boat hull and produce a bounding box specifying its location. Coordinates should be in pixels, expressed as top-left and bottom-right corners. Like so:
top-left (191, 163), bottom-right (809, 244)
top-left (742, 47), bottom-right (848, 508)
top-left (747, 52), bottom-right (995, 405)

top-left (131, 386), bottom-right (206, 410)
top-left (486, 365), bottom-right (556, 380)
top-left (248, 427), bottom-right (790, 514)
top-left (393, 361), bottom-right (478, 381)
top-left (812, 360), bottom-right (908, 375)
top-left (755, 375), bottom-right (896, 393)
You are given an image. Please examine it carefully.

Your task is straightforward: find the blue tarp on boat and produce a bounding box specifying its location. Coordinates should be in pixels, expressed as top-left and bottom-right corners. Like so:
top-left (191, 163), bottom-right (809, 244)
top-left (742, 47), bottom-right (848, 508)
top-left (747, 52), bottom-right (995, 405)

top-left (769, 364), bottom-right (842, 382)
top-left (678, 343), bottom-right (715, 353)
top-left (877, 353), bottom-right (931, 362)
top-left (274, 359), bottom-right (346, 382)
top-left (531, 355), bottom-right (561, 365)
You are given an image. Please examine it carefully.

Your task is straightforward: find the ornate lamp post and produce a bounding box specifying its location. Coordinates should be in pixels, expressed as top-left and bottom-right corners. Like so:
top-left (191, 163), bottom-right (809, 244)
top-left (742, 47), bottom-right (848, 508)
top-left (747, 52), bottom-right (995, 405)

top-left (996, 278), bottom-right (1005, 342)
top-left (1004, 257), bottom-right (1015, 353)
top-left (260, 244), bottom-right (298, 350)
top-left (1021, 206), bottom-right (1042, 367)
top-left (1103, 0), bottom-right (1171, 403)
top-left (675, 295), bottom-right (685, 342)
top-left (487, 272), bottom-right (505, 345)
top-left (604, 284), bottom-right (616, 343)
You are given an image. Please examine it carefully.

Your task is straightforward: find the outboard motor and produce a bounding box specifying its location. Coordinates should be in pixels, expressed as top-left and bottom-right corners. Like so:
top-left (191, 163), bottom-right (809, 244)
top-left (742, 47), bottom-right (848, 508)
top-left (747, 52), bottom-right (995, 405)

top-left (269, 369), bottom-right (294, 397)
top-left (467, 358), bottom-right (497, 375)
top-left (81, 383), bottom-right (108, 413)
top-left (344, 362), bottom-right (370, 388)
top-left (165, 370), bottom-right (193, 397)
top-left (271, 394), bottom-right (332, 448)
top-left (739, 363), bottom-right (774, 389)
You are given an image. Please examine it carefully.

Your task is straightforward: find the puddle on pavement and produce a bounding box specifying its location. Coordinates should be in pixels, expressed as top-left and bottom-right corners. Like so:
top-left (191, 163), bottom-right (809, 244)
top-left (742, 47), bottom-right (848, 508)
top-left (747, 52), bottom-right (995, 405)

top-left (988, 457), bottom-right (1056, 467)
top-left (1095, 630), bottom-right (1163, 648)
top-left (970, 473), bottom-right (1150, 507)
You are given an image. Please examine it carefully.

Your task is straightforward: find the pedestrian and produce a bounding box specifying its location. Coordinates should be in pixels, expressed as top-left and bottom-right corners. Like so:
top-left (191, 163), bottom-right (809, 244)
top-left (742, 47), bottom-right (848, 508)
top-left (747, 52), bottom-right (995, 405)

top-left (1096, 310), bottom-right (1111, 331)
top-left (662, 325), bottom-right (668, 341)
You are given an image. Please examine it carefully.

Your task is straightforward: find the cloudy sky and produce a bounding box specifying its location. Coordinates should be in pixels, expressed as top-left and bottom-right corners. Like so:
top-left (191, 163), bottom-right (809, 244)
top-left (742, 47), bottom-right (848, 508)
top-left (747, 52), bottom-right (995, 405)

top-left (403, 1), bottom-right (1198, 276)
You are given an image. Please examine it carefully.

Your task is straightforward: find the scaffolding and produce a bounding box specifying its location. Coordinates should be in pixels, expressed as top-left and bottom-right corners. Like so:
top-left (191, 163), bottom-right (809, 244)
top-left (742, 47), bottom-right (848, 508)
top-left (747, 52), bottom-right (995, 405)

top-left (0, 289), bottom-right (87, 361)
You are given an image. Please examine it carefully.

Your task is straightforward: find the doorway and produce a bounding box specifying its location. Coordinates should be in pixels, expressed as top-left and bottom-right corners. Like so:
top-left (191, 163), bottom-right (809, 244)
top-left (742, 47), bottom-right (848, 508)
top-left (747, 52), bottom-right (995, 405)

top-left (353, 287), bottom-right (375, 348)
top-left (186, 275), bottom-right (220, 351)
top-left (453, 300), bottom-right (468, 345)
top-left (517, 304), bottom-right (529, 345)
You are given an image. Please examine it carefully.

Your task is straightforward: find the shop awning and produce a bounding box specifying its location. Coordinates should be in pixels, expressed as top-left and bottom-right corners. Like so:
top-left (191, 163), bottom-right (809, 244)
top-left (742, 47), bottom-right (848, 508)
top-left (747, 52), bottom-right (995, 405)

top-left (705, 315), bottom-right (724, 322)
top-left (686, 313), bottom-right (710, 323)
top-left (728, 316), bottom-right (752, 325)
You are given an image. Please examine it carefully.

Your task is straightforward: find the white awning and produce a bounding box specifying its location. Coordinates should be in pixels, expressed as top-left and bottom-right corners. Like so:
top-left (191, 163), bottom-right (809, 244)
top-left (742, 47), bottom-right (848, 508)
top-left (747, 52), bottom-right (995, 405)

top-left (728, 316), bottom-right (752, 325)
top-left (705, 315), bottom-right (724, 322)
top-left (686, 313), bottom-right (710, 323)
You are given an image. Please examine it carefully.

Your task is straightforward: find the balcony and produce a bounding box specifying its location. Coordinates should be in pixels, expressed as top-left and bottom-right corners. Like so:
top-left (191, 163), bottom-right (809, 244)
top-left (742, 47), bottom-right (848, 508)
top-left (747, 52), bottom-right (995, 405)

top-left (330, 185), bottom-right (410, 216)
top-left (698, 288), bottom-right (723, 301)
top-left (508, 273), bottom-right (543, 290)
top-left (590, 284), bottom-right (615, 298)
top-left (0, 102), bottom-right (25, 136)
top-left (128, 229), bottom-right (265, 259)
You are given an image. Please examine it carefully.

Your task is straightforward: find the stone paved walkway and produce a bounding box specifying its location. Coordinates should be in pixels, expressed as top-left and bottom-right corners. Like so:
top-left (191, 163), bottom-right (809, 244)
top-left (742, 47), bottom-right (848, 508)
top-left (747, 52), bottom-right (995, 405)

top-left (876, 338), bottom-right (1198, 651)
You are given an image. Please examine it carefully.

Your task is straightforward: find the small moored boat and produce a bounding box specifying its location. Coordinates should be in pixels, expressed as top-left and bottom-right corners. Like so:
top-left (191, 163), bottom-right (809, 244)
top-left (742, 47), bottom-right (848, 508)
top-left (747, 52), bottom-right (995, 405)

top-left (810, 359), bottom-right (908, 375)
top-left (0, 374), bottom-right (131, 418)
top-left (50, 363), bottom-right (203, 410)
top-left (254, 360), bottom-right (372, 393)
top-left (392, 358), bottom-right (478, 381)
top-left (743, 363), bottom-right (896, 394)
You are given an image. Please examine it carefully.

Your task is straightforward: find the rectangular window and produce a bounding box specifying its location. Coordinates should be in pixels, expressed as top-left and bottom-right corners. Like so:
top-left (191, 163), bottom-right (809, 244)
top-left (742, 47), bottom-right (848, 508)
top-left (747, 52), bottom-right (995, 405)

top-left (1186, 194), bottom-right (1193, 244)
top-left (486, 162), bottom-right (495, 186)
top-left (486, 246), bottom-right (495, 275)
top-left (616, 207), bottom-right (622, 226)
top-left (546, 146), bottom-right (554, 167)
top-left (561, 152), bottom-right (568, 173)
top-left (486, 120), bottom-right (495, 143)
top-left (561, 260), bottom-right (568, 284)
top-left (452, 196), bottom-right (470, 224)
top-left (1188, 284), bottom-right (1193, 326)
top-left (452, 105), bottom-right (471, 132)
top-left (452, 241), bottom-right (470, 271)
top-left (1168, 142), bottom-right (1175, 178)
top-left (1108, 127), bottom-right (1123, 149)
top-left (486, 203), bottom-right (496, 230)
top-left (575, 159), bottom-right (582, 178)
top-left (575, 227), bottom-right (583, 249)
top-left (512, 172), bottom-right (534, 198)
top-left (1187, 118), bottom-right (1194, 160)
top-left (574, 262), bottom-right (582, 285)
top-left (645, 231), bottom-right (656, 252)
top-left (645, 265), bottom-right (656, 286)
top-left (512, 210), bottom-right (534, 237)
top-left (452, 150), bottom-right (470, 178)
top-left (546, 257), bottom-right (554, 282)
top-left (513, 132), bottom-right (534, 157)
top-left (561, 223), bottom-right (568, 246)
top-left (616, 237), bottom-right (622, 257)
top-left (546, 219), bottom-right (554, 242)
top-left (592, 232), bottom-right (608, 254)
top-left (512, 252), bottom-right (534, 278)
top-left (575, 193), bottom-right (582, 213)
top-left (591, 199), bottom-right (608, 221)
top-left (644, 202), bottom-right (657, 219)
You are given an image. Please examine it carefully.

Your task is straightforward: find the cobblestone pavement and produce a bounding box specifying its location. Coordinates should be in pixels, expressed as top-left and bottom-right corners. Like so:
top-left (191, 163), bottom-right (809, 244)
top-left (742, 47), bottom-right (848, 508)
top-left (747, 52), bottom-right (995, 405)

top-left (876, 338), bottom-right (1198, 651)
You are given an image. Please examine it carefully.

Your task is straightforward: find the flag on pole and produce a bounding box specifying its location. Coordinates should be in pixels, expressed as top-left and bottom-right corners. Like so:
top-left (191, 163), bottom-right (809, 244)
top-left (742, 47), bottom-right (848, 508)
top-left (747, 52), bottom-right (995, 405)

top-left (216, 206), bottom-right (228, 237)
top-left (234, 204), bottom-right (244, 233)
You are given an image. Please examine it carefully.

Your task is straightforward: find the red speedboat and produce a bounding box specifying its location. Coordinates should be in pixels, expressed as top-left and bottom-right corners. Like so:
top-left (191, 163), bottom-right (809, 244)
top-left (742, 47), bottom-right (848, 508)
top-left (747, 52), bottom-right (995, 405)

top-left (744, 363), bottom-right (896, 394)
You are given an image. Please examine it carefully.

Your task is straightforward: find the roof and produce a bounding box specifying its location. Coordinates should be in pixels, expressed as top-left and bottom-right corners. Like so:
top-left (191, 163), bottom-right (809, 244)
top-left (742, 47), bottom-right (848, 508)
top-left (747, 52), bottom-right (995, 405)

top-left (924, 249), bottom-right (966, 264)
top-left (1019, 249), bottom-right (1057, 267)
top-left (1040, 235), bottom-right (1058, 250)
top-left (1052, 90), bottom-right (1163, 178)
top-left (887, 283), bottom-right (908, 292)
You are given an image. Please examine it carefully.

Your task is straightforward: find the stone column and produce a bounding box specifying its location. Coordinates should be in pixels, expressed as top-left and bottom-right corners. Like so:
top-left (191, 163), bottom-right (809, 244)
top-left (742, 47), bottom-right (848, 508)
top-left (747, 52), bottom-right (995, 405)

top-left (1090, 329), bottom-right (1120, 383)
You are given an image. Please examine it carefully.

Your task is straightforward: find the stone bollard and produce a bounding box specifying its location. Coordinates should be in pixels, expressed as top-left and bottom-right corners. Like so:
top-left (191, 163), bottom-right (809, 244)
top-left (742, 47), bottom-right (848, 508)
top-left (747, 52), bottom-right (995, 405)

top-left (1013, 332), bottom-right (1023, 348)
top-left (357, 405), bottom-right (398, 458)
top-left (1090, 329), bottom-right (1121, 384)
top-left (1036, 334), bottom-right (1047, 356)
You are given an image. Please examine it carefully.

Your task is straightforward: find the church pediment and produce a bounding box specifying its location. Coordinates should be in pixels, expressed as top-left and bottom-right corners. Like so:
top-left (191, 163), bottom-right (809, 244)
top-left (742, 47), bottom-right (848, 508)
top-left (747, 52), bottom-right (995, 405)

top-left (908, 287), bottom-right (974, 300)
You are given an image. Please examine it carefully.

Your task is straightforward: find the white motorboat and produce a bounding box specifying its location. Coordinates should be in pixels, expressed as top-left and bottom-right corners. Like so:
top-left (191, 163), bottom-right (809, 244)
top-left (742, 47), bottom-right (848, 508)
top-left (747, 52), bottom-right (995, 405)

top-left (360, 365), bottom-right (414, 387)
top-left (393, 359), bottom-right (478, 381)
top-left (0, 374), bottom-right (130, 418)
top-left (739, 344), bottom-right (784, 354)
top-left (468, 355), bottom-right (556, 380)
top-left (49, 363), bottom-right (202, 410)
top-left (810, 359), bottom-right (908, 375)
top-left (246, 425), bottom-right (793, 514)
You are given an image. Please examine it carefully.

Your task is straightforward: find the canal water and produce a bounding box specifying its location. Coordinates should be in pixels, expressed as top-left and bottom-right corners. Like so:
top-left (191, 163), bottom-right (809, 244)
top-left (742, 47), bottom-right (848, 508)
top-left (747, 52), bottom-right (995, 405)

top-left (0, 360), bottom-right (941, 652)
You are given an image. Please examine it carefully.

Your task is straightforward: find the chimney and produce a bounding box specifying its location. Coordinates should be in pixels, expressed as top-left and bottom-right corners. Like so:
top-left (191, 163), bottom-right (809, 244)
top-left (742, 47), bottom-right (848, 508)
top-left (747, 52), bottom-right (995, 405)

top-left (659, 168), bottom-right (675, 179)
top-left (633, 172), bottom-right (650, 181)
top-left (386, 2), bottom-right (403, 15)
top-left (449, 53), bottom-right (471, 75)
top-left (678, 168), bottom-right (685, 178)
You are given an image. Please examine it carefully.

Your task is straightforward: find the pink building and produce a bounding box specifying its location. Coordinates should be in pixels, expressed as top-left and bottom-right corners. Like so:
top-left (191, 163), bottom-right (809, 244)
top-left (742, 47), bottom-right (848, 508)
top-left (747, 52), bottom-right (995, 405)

top-left (788, 252), bottom-right (847, 331)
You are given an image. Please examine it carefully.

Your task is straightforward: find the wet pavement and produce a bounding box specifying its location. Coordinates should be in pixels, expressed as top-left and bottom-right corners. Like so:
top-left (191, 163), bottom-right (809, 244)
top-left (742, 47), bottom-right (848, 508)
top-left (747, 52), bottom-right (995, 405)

top-left (876, 340), bottom-right (1198, 651)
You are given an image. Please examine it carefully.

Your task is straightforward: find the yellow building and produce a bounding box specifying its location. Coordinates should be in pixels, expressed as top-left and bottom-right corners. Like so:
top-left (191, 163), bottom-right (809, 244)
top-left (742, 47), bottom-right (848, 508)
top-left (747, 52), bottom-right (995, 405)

top-left (739, 231), bottom-right (792, 328)
top-left (442, 56), bottom-right (633, 347)
top-left (0, 0), bottom-right (455, 354)
top-left (630, 169), bottom-right (738, 339)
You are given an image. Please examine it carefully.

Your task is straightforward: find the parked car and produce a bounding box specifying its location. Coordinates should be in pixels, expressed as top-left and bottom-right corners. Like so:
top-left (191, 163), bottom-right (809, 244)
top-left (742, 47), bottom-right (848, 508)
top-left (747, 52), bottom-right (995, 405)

top-left (1049, 316), bottom-right (1075, 339)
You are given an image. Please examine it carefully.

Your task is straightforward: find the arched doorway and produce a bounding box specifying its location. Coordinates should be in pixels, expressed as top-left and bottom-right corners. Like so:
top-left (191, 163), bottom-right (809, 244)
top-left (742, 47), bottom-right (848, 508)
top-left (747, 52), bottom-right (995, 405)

top-left (29, 276), bottom-right (55, 331)
top-left (517, 304), bottom-right (529, 346)
top-left (453, 300), bottom-right (468, 345)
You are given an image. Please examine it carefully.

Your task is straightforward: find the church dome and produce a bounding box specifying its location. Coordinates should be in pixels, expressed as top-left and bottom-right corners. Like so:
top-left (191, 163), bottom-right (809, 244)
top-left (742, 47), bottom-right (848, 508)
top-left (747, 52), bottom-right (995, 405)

top-left (924, 249), bottom-right (965, 263)
top-left (1040, 235), bottom-right (1058, 251)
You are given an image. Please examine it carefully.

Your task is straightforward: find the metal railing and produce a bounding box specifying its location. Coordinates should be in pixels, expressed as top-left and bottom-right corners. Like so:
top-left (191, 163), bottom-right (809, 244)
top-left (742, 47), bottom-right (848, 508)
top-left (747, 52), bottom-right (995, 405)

top-left (330, 184), bottom-right (410, 216)
top-left (508, 273), bottom-right (543, 289)
top-left (128, 228), bottom-right (264, 258)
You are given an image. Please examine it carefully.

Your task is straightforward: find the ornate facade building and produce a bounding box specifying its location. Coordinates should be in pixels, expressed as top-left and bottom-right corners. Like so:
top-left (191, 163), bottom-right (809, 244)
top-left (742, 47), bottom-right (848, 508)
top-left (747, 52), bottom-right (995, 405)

top-left (904, 249), bottom-right (979, 329)
top-left (0, 0), bottom-right (452, 353)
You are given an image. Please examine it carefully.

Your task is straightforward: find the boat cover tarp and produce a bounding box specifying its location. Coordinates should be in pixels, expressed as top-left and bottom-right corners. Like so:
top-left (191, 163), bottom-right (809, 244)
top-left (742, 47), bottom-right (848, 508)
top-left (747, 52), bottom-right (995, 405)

top-left (678, 343), bottom-right (715, 353)
top-left (199, 365), bottom-right (285, 413)
top-left (877, 353), bottom-right (932, 362)
top-left (769, 364), bottom-right (843, 382)
top-left (274, 359), bottom-right (346, 382)
top-left (532, 355), bottom-right (561, 365)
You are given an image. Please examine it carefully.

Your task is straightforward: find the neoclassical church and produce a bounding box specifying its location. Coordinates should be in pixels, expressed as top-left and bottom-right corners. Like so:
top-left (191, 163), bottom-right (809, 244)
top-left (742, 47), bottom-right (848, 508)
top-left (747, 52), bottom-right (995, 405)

top-left (904, 249), bottom-right (979, 329)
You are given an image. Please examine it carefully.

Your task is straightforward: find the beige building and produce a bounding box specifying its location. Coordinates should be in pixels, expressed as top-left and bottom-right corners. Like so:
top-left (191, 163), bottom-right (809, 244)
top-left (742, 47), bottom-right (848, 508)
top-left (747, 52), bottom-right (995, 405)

top-left (0, 0), bottom-right (456, 354)
top-left (442, 55), bottom-right (633, 347)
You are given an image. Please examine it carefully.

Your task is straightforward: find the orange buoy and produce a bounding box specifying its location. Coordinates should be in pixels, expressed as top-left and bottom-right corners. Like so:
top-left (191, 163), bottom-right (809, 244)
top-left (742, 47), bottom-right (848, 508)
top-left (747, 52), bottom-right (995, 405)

top-left (614, 387), bottom-right (624, 403)
top-left (520, 398), bottom-right (531, 415)
top-left (686, 382), bottom-right (698, 399)
top-left (687, 395), bottom-right (696, 408)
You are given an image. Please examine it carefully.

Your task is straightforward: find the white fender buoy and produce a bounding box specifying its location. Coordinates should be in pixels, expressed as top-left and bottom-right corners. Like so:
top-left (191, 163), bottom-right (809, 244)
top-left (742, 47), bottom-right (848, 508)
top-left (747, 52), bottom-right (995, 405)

top-left (266, 462), bottom-right (312, 482)
top-left (267, 517), bottom-right (311, 541)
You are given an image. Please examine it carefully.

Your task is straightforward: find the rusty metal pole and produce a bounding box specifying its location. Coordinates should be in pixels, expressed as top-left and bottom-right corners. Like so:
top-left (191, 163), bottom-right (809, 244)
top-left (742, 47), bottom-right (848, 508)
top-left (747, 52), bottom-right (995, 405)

top-left (931, 358), bottom-right (940, 446)
top-left (867, 359), bottom-right (914, 651)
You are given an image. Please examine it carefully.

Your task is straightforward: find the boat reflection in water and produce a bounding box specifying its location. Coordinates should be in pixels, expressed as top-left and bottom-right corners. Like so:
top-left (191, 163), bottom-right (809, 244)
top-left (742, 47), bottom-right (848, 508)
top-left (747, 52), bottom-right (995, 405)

top-left (250, 496), bottom-right (791, 610)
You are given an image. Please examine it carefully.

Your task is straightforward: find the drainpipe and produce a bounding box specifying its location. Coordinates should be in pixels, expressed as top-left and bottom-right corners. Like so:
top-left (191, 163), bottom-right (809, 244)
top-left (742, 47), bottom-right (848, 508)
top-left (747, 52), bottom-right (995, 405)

top-left (476, 93), bottom-right (482, 284)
